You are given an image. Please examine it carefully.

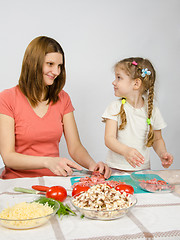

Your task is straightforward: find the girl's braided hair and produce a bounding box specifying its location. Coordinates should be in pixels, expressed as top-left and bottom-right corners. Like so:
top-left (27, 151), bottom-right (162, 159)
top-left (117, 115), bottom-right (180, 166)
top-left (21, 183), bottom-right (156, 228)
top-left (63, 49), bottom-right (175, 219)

top-left (115, 57), bottom-right (156, 147)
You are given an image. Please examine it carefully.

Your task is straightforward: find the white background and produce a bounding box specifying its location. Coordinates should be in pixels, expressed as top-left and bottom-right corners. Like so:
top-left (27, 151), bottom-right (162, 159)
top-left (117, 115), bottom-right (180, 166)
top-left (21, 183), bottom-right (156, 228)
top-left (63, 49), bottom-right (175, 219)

top-left (0, 0), bottom-right (179, 170)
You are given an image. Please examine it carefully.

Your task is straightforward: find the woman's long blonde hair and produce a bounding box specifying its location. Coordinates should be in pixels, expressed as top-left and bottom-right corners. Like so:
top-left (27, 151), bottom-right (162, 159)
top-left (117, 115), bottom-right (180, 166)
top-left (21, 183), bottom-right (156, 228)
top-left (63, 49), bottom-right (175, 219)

top-left (19, 36), bottom-right (66, 107)
top-left (115, 57), bottom-right (156, 147)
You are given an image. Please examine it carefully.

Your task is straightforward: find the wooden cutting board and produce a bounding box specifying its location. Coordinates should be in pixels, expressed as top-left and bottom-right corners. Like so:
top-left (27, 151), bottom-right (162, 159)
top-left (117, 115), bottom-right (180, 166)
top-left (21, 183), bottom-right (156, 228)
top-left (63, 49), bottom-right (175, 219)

top-left (70, 174), bottom-right (165, 194)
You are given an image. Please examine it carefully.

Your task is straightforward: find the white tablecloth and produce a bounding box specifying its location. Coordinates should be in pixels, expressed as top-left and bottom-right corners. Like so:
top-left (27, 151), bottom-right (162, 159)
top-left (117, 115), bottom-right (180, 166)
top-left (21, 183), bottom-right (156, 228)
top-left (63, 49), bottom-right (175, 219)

top-left (0, 175), bottom-right (180, 240)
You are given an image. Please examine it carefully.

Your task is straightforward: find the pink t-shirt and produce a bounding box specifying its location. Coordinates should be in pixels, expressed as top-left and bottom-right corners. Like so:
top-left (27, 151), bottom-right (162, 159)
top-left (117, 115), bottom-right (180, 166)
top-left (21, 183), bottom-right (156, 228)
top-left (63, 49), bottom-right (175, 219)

top-left (0, 86), bottom-right (74, 179)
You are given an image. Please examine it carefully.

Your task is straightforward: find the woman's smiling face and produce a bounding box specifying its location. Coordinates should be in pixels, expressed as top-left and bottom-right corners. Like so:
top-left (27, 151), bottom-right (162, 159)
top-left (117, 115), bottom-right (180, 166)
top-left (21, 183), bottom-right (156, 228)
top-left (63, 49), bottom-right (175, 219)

top-left (42, 52), bottom-right (63, 86)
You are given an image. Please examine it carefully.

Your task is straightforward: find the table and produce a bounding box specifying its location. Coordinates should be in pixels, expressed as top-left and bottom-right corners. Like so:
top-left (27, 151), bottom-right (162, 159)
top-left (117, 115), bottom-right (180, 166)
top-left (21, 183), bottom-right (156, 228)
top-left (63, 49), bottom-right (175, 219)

top-left (0, 170), bottom-right (180, 240)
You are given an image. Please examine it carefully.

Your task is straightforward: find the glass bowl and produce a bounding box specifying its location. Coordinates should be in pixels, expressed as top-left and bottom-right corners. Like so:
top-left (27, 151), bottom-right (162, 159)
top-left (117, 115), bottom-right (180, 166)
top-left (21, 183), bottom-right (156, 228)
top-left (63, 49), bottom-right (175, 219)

top-left (71, 191), bottom-right (137, 220)
top-left (130, 170), bottom-right (179, 193)
top-left (0, 194), bottom-right (59, 229)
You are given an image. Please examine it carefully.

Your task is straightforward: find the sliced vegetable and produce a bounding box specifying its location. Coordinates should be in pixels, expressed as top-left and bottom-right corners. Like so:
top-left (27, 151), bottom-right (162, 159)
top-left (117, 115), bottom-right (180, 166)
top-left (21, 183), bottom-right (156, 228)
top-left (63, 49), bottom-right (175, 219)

top-left (72, 185), bottom-right (90, 197)
top-left (115, 184), bottom-right (134, 195)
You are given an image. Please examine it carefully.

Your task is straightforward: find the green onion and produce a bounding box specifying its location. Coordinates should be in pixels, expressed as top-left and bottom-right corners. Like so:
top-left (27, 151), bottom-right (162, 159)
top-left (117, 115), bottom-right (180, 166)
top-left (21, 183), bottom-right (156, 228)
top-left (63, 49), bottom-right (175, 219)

top-left (14, 187), bottom-right (40, 194)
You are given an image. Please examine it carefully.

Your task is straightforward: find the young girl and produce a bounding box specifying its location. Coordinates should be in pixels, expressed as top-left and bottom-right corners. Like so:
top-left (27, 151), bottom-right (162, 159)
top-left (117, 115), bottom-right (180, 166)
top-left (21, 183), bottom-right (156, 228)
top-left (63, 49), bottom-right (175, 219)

top-left (102, 57), bottom-right (173, 171)
top-left (0, 36), bottom-right (111, 179)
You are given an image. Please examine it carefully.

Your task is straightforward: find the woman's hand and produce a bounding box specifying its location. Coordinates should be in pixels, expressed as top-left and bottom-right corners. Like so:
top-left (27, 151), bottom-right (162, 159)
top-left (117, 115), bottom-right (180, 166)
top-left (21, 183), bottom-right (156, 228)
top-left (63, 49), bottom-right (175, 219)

top-left (160, 152), bottom-right (173, 168)
top-left (45, 157), bottom-right (82, 176)
top-left (89, 161), bottom-right (112, 179)
top-left (123, 146), bottom-right (144, 168)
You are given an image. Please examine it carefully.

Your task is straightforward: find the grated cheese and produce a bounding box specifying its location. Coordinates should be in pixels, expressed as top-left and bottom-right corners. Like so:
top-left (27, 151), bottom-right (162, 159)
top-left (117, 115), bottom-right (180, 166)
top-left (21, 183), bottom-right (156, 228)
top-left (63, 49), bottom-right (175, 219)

top-left (0, 201), bottom-right (53, 228)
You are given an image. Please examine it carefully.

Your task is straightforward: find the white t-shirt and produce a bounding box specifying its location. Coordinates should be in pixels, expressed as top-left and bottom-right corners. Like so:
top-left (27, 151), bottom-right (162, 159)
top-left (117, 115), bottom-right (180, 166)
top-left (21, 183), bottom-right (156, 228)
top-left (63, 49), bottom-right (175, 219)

top-left (102, 99), bottom-right (167, 171)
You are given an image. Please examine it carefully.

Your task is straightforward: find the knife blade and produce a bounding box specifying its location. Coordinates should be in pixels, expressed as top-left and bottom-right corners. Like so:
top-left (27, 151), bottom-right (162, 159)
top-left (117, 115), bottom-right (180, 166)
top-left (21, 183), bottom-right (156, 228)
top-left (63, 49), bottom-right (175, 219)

top-left (72, 169), bottom-right (93, 175)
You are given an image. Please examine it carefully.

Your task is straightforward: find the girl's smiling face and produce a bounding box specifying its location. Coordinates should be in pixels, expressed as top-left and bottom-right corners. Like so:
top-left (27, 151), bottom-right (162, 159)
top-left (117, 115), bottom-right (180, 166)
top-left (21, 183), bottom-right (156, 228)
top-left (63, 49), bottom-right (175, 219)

top-left (43, 52), bottom-right (63, 86)
top-left (112, 67), bottom-right (135, 98)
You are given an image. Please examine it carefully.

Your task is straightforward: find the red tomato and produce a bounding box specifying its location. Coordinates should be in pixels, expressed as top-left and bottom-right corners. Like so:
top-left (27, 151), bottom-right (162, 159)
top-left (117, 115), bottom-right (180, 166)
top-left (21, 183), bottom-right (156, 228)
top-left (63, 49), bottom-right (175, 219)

top-left (115, 184), bottom-right (134, 195)
top-left (46, 186), bottom-right (67, 202)
top-left (72, 185), bottom-right (90, 197)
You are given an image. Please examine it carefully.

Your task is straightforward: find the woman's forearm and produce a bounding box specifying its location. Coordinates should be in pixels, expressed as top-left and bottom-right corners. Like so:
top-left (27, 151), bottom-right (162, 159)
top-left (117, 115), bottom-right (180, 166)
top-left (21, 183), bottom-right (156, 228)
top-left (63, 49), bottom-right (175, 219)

top-left (1, 151), bottom-right (49, 170)
top-left (69, 144), bottom-right (96, 169)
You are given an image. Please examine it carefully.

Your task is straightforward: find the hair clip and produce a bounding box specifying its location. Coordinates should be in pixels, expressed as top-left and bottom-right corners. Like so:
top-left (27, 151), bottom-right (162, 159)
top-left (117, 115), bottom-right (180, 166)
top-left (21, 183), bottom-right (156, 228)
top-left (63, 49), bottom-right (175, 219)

top-left (147, 118), bottom-right (151, 125)
top-left (141, 68), bottom-right (151, 78)
top-left (132, 61), bottom-right (138, 66)
top-left (121, 97), bottom-right (126, 104)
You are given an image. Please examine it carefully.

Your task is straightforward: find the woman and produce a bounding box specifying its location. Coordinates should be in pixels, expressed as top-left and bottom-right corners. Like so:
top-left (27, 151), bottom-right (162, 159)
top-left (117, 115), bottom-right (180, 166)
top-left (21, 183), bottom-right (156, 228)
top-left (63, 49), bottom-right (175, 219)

top-left (0, 36), bottom-right (111, 179)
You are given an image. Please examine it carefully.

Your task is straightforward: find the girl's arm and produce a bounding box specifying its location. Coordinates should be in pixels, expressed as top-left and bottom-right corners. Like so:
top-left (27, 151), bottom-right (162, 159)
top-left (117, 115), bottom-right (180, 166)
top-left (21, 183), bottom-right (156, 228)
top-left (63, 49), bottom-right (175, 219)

top-left (0, 114), bottom-right (82, 176)
top-left (104, 119), bottom-right (144, 168)
top-left (153, 130), bottom-right (173, 168)
top-left (63, 112), bottom-right (111, 178)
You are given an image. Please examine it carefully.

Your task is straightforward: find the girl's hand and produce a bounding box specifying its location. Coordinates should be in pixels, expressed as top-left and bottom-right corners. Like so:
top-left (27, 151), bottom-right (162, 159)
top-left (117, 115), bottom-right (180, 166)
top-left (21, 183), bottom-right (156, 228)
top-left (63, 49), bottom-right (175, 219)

top-left (160, 152), bottom-right (173, 168)
top-left (124, 147), bottom-right (144, 168)
top-left (45, 157), bottom-right (82, 176)
top-left (89, 161), bottom-right (112, 179)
